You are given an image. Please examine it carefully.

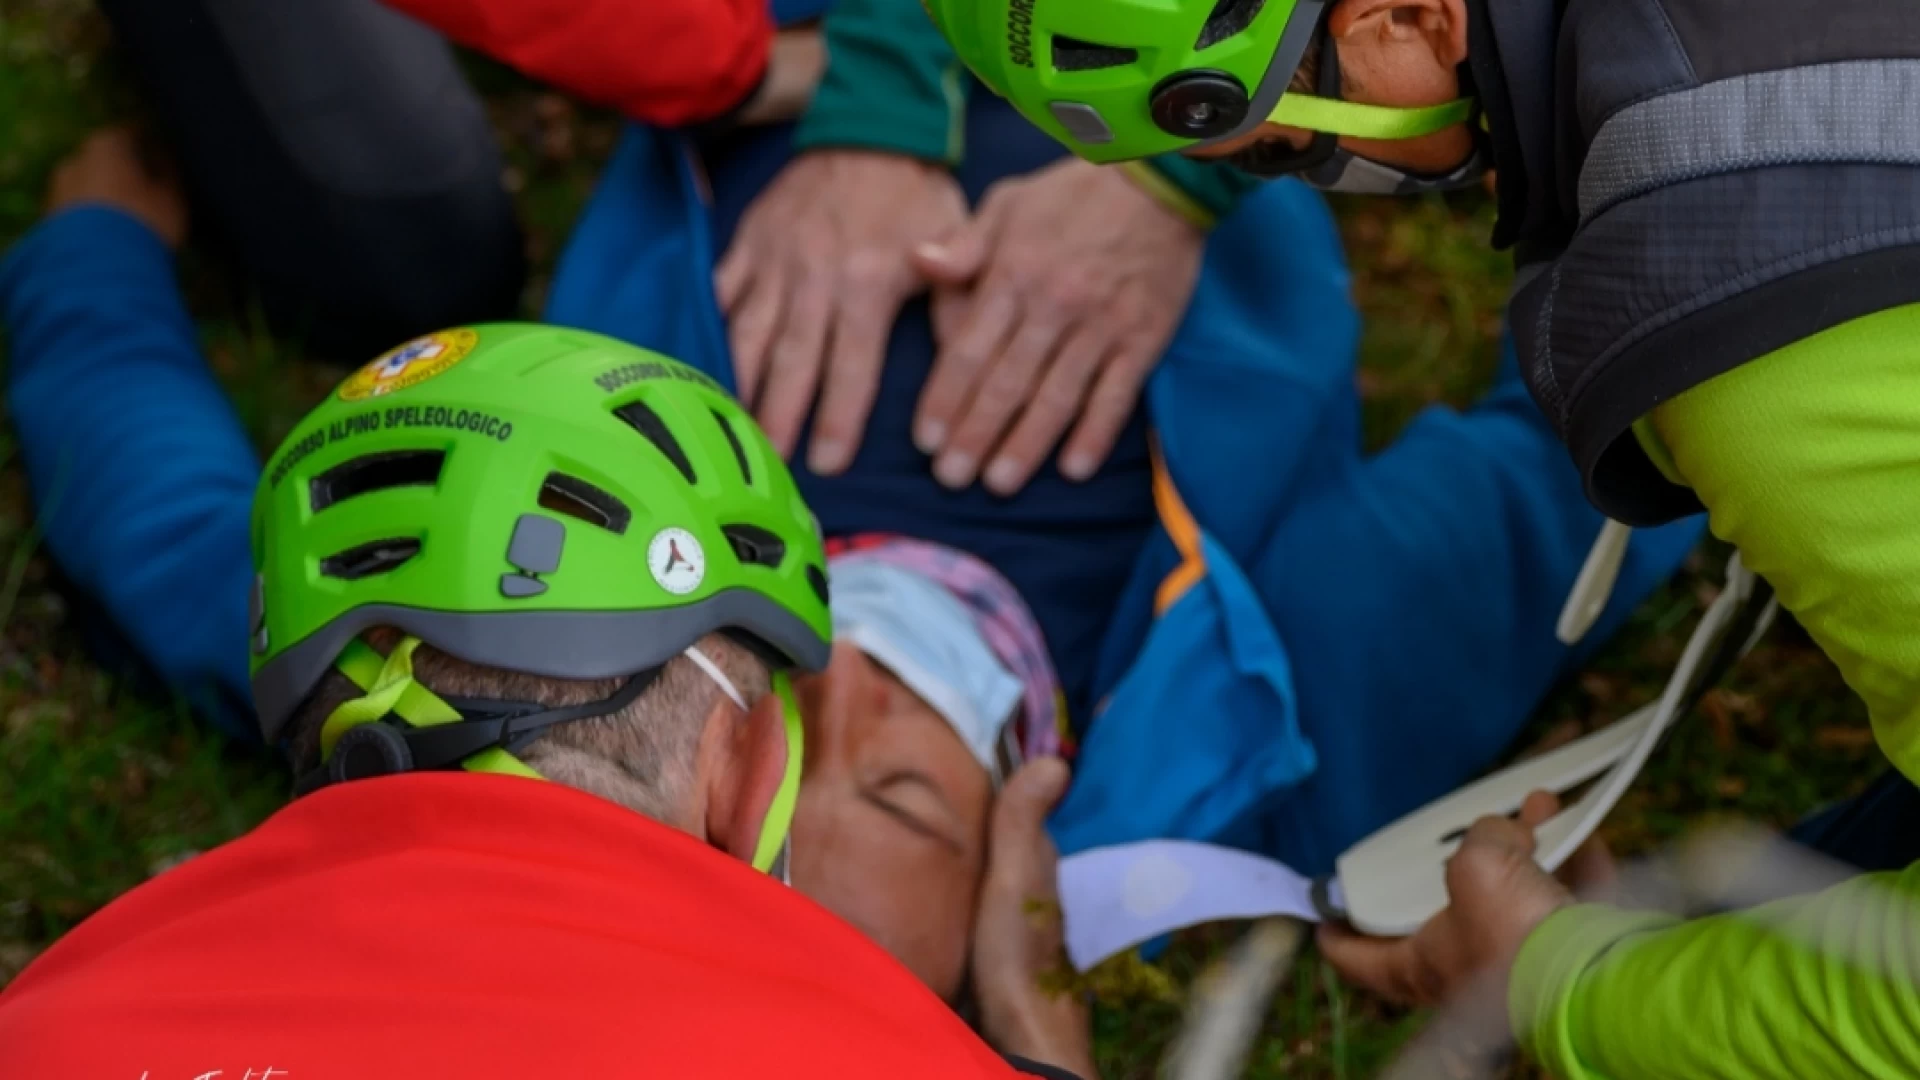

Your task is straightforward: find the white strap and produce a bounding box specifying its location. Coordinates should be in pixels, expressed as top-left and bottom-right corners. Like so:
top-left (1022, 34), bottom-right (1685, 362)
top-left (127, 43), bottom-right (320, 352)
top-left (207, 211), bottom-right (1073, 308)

top-left (1060, 840), bottom-right (1324, 971)
top-left (1557, 520), bottom-right (1634, 645)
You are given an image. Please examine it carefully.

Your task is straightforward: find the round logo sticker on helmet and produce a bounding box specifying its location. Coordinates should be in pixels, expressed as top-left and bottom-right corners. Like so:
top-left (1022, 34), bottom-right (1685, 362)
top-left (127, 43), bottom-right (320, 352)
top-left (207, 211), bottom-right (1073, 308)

top-left (648, 527), bottom-right (707, 595)
top-left (338, 328), bottom-right (480, 402)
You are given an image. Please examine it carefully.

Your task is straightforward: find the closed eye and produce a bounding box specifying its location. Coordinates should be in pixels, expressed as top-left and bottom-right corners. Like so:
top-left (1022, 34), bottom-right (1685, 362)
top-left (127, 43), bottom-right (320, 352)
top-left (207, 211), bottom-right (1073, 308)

top-left (863, 771), bottom-right (966, 854)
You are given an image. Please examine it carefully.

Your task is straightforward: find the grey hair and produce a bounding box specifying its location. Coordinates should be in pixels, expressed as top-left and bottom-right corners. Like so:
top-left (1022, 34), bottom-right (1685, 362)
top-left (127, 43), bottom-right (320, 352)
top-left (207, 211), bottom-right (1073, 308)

top-left (285, 627), bottom-right (770, 821)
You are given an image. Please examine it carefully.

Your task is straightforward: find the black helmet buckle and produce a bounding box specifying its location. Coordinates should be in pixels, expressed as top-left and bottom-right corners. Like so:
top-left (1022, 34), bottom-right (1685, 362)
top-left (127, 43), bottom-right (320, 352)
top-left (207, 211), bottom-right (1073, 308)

top-left (1149, 70), bottom-right (1250, 139)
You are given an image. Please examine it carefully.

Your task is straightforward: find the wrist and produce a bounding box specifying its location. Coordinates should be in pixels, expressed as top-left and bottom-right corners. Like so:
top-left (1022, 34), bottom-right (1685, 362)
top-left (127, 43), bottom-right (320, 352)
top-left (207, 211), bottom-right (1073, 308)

top-left (1001, 1031), bottom-right (1095, 1079)
top-left (982, 987), bottom-right (1093, 1074)
top-left (1127, 155), bottom-right (1264, 227)
top-left (799, 148), bottom-right (946, 175)
top-left (1507, 903), bottom-right (1678, 1059)
top-left (736, 31), bottom-right (825, 127)
top-left (1114, 162), bottom-right (1214, 232)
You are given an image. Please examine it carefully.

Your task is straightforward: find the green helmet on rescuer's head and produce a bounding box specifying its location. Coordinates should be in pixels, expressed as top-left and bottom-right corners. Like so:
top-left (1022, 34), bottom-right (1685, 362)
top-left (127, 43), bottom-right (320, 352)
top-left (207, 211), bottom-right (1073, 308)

top-left (248, 323), bottom-right (831, 872)
top-left (921, 0), bottom-right (1474, 168)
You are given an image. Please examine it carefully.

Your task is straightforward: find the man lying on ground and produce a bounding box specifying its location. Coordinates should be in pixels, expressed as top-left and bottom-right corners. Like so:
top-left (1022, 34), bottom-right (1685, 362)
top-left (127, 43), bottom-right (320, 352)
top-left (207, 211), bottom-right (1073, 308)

top-left (533, 12), bottom-right (1706, 995)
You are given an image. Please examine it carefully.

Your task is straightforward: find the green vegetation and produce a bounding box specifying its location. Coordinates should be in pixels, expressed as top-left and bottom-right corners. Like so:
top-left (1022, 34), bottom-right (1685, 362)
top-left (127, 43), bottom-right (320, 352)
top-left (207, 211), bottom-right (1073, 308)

top-left (0, 3), bottom-right (1881, 1075)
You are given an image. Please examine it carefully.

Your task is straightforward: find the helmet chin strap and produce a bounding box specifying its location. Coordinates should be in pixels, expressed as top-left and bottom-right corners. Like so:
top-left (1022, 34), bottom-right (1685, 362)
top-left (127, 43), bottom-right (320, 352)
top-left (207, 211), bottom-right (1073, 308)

top-left (677, 644), bottom-right (804, 875)
top-left (319, 636), bottom-right (540, 780)
top-left (754, 674), bottom-right (806, 876)
top-left (1213, 24), bottom-right (1482, 189)
top-left (312, 636), bottom-right (803, 877)
top-left (1265, 91), bottom-right (1474, 141)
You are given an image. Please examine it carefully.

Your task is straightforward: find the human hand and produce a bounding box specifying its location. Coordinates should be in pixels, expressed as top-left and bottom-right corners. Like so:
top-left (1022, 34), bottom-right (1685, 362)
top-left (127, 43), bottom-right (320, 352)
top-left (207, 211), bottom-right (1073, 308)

top-left (1318, 791), bottom-right (1608, 1011)
top-left (910, 158), bottom-right (1203, 495)
top-left (971, 758), bottom-right (1097, 1078)
top-left (735, 30), bottom-right (826, 127)
top-left (46, 127), bottom-right (187, 250)
top-left (715, 150), bottom-right (967, 473)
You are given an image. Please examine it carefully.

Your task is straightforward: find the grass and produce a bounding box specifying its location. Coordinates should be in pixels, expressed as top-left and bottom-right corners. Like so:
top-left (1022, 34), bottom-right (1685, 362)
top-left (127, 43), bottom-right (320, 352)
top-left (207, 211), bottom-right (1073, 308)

top-left (0, 3), bottom-right (1883, 1075)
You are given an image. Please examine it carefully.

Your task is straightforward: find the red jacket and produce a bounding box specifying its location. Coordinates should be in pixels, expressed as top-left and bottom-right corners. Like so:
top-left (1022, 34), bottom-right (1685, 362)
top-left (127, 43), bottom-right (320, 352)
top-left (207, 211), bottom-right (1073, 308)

top-left (384, 0), bottom-right (772, 125)
top-left (0, 774), bottom-right (1029, 1080)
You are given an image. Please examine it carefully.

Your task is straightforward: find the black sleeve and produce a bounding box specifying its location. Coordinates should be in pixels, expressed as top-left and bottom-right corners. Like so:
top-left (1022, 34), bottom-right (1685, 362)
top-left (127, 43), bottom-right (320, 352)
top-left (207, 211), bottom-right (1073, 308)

top-left (98, 0), bottom-right (525, 358)
top-left (1003, 1054), bottom-right (1086, 1080)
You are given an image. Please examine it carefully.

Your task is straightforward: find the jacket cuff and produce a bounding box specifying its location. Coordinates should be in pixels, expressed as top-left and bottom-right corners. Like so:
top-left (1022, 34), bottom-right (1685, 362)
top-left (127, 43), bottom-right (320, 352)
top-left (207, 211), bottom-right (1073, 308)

top-left (1117, 162), bottom-right (1214, 230)
top-left (1632, 414), bottom-right (1689, 488)
top-left (1509, 904), bottom-right (1682, 1074)
top-left (792, 3), bottom-right (966, 164)
top-left (1131, 154), bottom-right (1265, 228)
top-left (1, 206), bottom-right (173, 326)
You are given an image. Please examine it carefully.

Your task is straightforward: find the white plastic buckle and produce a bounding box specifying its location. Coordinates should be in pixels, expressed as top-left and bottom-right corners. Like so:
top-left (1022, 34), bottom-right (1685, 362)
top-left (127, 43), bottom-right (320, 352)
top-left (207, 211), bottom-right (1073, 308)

top-left (1333, 551), bottom-right (1775, 936)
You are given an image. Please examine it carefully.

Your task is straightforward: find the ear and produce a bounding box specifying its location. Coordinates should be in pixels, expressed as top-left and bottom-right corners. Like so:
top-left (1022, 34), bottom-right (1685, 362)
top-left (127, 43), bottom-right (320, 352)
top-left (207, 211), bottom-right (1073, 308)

top-left (1327, 0), bottom-right (1468, 69)
top-left (703, 688), bottom-right (791, 865)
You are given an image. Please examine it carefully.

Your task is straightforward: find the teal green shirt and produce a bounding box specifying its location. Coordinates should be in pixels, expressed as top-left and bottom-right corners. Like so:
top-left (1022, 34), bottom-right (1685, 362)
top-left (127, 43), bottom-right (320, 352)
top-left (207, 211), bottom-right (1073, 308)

top-left (793, 0), bottom-right (968, 164)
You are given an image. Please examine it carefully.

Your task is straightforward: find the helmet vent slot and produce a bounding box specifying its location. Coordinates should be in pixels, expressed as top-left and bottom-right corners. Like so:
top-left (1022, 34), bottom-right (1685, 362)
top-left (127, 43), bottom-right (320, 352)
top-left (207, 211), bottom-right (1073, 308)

top-left (613, 400), bottom-right (697, 485)
top-left (310, 450), bottom-right (445, 512)
top-left (1052, 35), bottom-right (1139, 71)
top-left (1197, 0), bottom-right (1266, 49)
top-left (539, 473), bottom-right (631, 535)
top-left (712, 408), bottom-right (753, 485)
top-left (320, 538), bottom-right (423, 581)
top-left (806, 564), bottom-right (830, 605)
top-left (723, 524), bottom-right (787, 569)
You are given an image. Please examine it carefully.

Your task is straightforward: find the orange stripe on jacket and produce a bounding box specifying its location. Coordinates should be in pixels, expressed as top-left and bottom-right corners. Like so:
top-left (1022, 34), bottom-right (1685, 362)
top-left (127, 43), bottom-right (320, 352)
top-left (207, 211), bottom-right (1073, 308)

top-left (1152, 438), bottom-right (1206, 614)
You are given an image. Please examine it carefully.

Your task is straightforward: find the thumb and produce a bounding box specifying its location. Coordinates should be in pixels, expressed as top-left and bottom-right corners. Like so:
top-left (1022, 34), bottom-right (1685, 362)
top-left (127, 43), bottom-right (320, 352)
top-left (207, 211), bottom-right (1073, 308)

top-left (912, 220), bottom-right (991, 285)
top-left (1518, 789), bottom-right (1563, 830)
top-left (1317, 923), bottom-right (1425, 1003)
top-left (1459, 811), bottom-right (1542, 862)
top-left (1446, 810), bottom-right (1559, 914)
top-left (992, 756), bottom-right (1071, 845)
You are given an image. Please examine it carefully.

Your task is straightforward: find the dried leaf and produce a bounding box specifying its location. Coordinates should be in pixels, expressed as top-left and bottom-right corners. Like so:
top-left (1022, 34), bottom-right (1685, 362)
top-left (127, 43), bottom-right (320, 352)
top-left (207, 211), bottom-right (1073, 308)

top-left (1355, 368), bottom-right (1388, 400)
top-left (1814, 726), bottom-right (1876, 752)
top-left (1699, 690), bottom-right (1737, 751)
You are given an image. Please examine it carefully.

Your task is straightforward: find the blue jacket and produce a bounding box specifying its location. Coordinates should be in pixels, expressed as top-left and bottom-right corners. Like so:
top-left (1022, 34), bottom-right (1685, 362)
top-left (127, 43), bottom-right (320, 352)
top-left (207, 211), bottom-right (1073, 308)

top-left (539, 97), bottom-right (1703, 873)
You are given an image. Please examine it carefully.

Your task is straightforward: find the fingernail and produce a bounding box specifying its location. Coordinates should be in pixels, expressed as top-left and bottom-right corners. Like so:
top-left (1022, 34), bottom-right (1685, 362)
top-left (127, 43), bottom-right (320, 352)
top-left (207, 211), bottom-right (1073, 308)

top-left (984, 458), bottom-right (1021, 493)
top-left (1061, 452), bottom-right (1095, 481)
top-left (915, 242), bottom-right (947, 261)
top-left (914, 420), bottom-right (945, 454)
top-left (808, 440), bottom-right (845, 475)
top-left (934, 452), bottom-right (976, 488)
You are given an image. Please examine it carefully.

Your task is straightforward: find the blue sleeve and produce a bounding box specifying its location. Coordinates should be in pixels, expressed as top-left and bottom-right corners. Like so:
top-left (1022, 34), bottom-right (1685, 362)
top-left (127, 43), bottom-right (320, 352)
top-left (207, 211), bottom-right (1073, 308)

top-left (0, 207), bottom-right (259, 739)
top-left (1228, 349), bottom-right (1703, 864)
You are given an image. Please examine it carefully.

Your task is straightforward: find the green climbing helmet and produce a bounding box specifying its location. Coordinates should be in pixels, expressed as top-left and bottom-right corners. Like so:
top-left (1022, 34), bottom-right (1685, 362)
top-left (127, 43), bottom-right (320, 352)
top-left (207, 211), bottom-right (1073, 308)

top-left (922, 0), bottom-right (1472, 163)
top-left (250, 325), bottom-right (831, 811)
